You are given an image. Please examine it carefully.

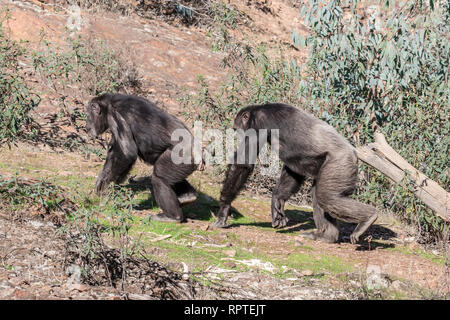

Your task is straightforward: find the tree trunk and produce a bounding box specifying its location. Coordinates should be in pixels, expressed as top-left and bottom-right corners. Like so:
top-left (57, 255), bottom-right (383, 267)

top-left (356, 132), bottom-right (449, 222)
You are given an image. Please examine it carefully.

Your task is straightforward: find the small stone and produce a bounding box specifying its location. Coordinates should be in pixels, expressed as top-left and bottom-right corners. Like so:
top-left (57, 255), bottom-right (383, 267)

top-left (366, 274), bottom-right (389, 290)
top-left (390, 280), bottom-right (404, 291)
top-left (68, 283), bottom-right (89, 292)
top-left (223, 249), bottom-right (236, 257)
top-left (41, 285), bottom-right (53, 294)
top-left (281, 266), bottom-right (290, 274)
top-left (66, 264), bottom-right (82, 285)
top-left (224, 262), bottom-right (237, 269)
top-left (300, 270), bottom-right (313, 276)
top-left (294, 240), bottom-right (303, 246)
top-left (12, 289), bottom-right (28, 299)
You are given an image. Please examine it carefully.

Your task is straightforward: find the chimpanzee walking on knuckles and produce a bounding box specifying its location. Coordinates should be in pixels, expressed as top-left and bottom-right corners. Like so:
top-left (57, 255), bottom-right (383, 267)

top-left (214, 103), bottom-right (378, 244)
top-left (85, 93), bottom-right (198, 223)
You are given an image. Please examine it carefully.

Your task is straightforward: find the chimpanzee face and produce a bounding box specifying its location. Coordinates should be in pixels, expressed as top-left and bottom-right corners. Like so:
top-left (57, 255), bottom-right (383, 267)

top-left (85, 100), bottom-right (108, 138)
top-left (233, 110), bottom-right (251, 131)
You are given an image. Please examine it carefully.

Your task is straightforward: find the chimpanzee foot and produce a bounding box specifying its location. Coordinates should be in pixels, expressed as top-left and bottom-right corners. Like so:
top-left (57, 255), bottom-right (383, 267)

top-left (178, 193), bottom-right (197, 207)
top-left (299, 231), bottom-right (314, 239)
top-left (350, 213), bottom-right (378, 244)
top-left (349, 233), bottom-right (360, 244)
top-left (271, 198), bottom-right (289, 229)
top-left (150, 213), bottom-right (181, 223)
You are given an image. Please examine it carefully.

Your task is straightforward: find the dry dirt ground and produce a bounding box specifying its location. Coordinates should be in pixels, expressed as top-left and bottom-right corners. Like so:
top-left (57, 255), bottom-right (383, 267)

top-left (0, 0), bottom-right (448, 300)
top-left (0, 143), bottom-right (448, 299)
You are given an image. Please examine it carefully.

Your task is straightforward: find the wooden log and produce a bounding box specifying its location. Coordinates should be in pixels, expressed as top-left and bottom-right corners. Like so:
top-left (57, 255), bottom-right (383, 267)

top-left (356, 132), bottom-right (449, 222)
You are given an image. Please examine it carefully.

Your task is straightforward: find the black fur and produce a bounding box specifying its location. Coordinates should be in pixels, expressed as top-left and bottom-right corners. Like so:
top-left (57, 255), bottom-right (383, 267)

top-left (86, 93), bottom-right (198, 222)
top-left (215, 103), bottom-right (377, 244)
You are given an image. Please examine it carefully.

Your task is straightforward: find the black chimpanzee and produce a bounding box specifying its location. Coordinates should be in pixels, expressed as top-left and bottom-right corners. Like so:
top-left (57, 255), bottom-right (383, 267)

top-left (85, 93), bottom-right (198, 222)
top-left (214, 103), bottom-right (378, 244)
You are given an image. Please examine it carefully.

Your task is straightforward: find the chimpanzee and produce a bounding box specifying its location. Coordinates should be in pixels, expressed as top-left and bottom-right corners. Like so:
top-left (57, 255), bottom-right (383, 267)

top-left (214, 103), bottom-right (378, 244)
top-left (85, 93), bottom-right (198, 222)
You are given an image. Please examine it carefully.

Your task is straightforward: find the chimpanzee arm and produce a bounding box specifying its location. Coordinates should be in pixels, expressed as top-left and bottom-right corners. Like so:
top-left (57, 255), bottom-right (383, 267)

top-left (95, 112), bottom-right (138, 195)
top-left (214, 127), bottom-right (265, 227)
top-left (214, 129), bottom-right (261, 227)
top-left (213, 162), bottom-right (254, 227)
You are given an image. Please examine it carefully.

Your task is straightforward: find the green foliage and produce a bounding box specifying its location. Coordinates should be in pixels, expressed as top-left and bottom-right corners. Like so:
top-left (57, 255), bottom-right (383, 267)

top-left (181, 74), bottom-right (238, 129)
top-left (0, 174), bottom-right (64, 213)
top-left (32, 32), bottom-right (140, 100)
top-left (0, 15), bottom-right (40, 146)
top-left (100, 185), bottom-right (135, 239)
top-left (175, 2), bottom-right (195, 22)
top-left (61, 185), bottom-right (140, 288)
top-left (211, 0), bottom-right (241, 27)
top-left (292, 0), bottom-right (449, 240)
top-left (186, 0), bottom-right (448, 241)
top-left (206, 1), bottom-right (245, 51)
top-left (182, 45), bottom-right (301, 128)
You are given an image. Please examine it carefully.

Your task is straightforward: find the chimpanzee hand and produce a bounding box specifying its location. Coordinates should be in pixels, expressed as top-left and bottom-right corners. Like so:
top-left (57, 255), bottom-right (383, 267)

top-left (95, 175), bottom-right (109, 196)
top-left (213, 204), bottom-right (231, 228)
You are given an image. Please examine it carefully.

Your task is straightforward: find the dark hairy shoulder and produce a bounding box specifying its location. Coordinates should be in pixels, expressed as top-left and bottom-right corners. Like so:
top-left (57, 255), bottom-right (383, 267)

top-left (241, 102), bottom-right (299, 114)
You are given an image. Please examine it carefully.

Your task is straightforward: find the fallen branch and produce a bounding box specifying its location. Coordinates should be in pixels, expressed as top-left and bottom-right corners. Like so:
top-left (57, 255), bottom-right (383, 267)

top-left (356, 132), bottom-right (449, 222)
top-left (150, 234), bottom-right (172, 242)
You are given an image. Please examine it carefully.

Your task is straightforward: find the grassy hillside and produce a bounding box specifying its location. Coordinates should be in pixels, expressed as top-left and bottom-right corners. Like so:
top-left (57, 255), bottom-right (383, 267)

top-left (0, 0), bottom-right (448, 299)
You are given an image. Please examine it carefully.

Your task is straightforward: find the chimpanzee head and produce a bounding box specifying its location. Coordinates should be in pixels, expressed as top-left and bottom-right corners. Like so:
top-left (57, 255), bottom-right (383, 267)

top-left (233, 108), bottom-right (252, 131)
top-left (85, 97), bottom-right (109, 138)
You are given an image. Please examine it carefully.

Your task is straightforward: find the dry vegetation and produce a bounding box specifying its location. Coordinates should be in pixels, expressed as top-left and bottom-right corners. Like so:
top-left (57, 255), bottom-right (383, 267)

top-left (0, 0), bottom-right (448, 300)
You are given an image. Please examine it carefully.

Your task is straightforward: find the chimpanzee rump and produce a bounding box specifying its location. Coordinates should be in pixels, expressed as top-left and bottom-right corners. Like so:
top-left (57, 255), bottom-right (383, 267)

top-left (214, 103), bottom-right (378, 244)
top-left (85, 93), bottom-right (198, 222)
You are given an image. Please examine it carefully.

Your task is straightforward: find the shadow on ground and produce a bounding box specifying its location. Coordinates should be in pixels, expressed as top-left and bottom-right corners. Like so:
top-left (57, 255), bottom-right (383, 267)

top-left (216, 207), bottom-right (397, 250)
top-left (125, 176), bottom-right (397, 250)
top-left (125, 175), bottom-right (245, 222)
top-left (227, 209), bottom-right (315, 231)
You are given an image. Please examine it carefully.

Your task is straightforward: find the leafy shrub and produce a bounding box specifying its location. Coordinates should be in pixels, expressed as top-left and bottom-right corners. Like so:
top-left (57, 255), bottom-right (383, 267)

top-left (31, 32), bottom-right (141, 156)
top-left (182, 45), bottom-right (301, 128)
top-left (63, 185), bottom-right (140, 287)
top-left (180, 44), bottom-right (304, 195)
top-left (32, 33), bottom-right (141, 103)
top-left (0, 16), bottom-right (40, 146)
top-left (136, 0), bottom-right (244, 27)
top-left (291, 0), bottom-right (449, 241)
top-left (62, 0), bottom-right (134, 15)
top-left (185, 0), bottom-right (448, 241)
top-left (0, 174), bottom-right (74, 224)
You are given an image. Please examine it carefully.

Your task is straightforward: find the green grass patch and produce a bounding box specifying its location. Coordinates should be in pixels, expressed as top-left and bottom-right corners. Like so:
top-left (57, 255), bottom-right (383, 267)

top-left (386, 246), bottom-right (446, 266)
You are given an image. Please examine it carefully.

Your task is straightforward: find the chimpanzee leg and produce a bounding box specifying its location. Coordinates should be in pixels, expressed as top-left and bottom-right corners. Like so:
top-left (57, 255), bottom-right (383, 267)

top-left (271, 165), bottom-right (305, 228)
top-left (314, 153), bottom-right (377, 244)
top-left (151, 148), bottom-right (197, 222)
top-left (173, 180), bottom-right (197, 206)
top-left (95, 139), bottom-right (137, 195)
top-left (300, 184), bottom-right (340, 243)
top-left (214, 163), bottom-right (254, 228)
